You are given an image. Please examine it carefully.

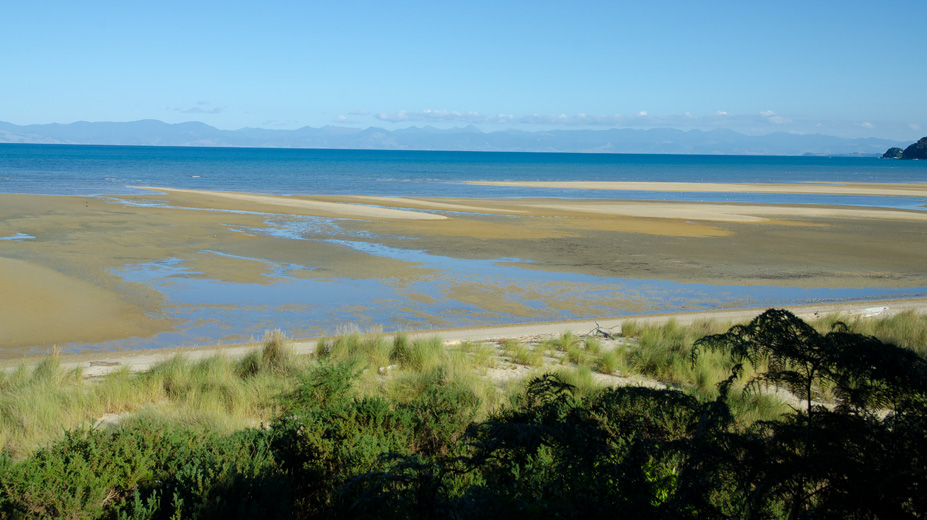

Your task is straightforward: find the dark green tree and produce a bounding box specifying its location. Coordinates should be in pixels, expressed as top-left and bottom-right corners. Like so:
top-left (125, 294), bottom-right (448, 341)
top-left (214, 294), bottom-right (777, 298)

top-left (901, 136), bottom-right (927, 159)
top-left (882, 147), bottom-right (903, 159)
top-left (694, 309), bottom-right (927, 519)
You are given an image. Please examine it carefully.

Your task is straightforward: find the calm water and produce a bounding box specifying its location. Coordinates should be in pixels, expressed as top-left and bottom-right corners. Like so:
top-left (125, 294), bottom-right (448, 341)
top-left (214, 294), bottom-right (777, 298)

top-left (2, 143), bottom-right (926, 208)
top-left (3, 144), bottom-right (927, 352)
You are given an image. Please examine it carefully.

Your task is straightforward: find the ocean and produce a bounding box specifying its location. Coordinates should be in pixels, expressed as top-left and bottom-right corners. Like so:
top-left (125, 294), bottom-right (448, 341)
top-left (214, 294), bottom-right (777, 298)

top-left (2, 144), bottom-right (927, 353)
top-left (2, 143), bottom-right (926, 208)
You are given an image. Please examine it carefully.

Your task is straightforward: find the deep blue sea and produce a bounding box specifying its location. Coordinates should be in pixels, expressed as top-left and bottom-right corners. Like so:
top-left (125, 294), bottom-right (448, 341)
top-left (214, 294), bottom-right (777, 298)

top-left (2, 143), bottom-right (926, 208)
top-left (3, 144), bottom-right (927, 352)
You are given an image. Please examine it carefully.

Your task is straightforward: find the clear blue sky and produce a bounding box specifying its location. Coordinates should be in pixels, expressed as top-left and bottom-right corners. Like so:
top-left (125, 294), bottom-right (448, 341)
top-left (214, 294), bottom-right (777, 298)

top-left (3, 0), bottom-right (925, 140)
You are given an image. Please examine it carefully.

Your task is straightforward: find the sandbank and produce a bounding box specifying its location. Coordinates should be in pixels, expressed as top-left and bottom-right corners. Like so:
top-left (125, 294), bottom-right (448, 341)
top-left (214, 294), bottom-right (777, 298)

top-left (467, 180), bottom-right (927, 197)
top-left (133, 187), bottom-right (447, 220)
top-left (2, 188), bottom-right (927, 358)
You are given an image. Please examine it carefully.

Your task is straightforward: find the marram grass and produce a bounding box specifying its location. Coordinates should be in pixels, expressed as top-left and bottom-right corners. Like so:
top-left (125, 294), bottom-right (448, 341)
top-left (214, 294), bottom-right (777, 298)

top-left (0, 332), bottom-right (303, 458)
top-left (2, 311), bottom-right (924, 459)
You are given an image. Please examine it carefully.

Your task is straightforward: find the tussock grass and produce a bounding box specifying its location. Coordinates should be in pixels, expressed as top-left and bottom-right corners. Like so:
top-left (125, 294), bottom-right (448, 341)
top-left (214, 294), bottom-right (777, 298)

top-left (620, 319), bottom-right (642, 338)
top-left (725, 390), bottom-right (790, 425)
top-left (471, 343), bottom-right (499, 369)
top-left (565, 344), bottom-right (592, 366)
top-left (542, 331), bottom-right (580, 353)
top-left (0, 330), bottom-right (302, 458)
top-left (4, 310), bottom-right (922, 458)
top-left (502, 339), bottom-right (544, 367)
top-left (593, 350), bottom-right (622, 375)
top-left (390, 334), bottom-right (444, 371)
top-left (258, 328), bottom-right (297, 373)
top-left (0, 353), bottom-right (103, 459)
top-left (618, 318), bottom-right (737, 387)
top-left (316, 331), bottom-right (392, 395)
top-left (451, 341), bottom-right (498, 370)
top-left (583, 337), bottom-right (603, 355)
top-left (551, 365), bottom-right (597, 399)
top-left (816, 309), bottom-right (927, 356)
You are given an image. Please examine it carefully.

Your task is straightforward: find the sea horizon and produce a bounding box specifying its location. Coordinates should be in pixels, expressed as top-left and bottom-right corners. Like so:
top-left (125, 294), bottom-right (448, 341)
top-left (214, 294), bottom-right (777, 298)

top-left (2, 143), bottom-right (927, 354)
top-left (2, 143), bottom-right (926, 208)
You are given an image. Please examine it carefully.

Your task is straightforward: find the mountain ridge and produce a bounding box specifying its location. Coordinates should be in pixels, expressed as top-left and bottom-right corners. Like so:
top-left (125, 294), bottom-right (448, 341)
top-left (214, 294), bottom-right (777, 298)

top-left (0, 119), bottom-right (906, 156)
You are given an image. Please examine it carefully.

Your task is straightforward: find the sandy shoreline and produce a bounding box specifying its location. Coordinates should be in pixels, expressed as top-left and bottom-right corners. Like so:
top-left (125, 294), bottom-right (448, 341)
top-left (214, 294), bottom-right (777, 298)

top-left (467, 180), bottom-right (927, 197)
top-left (12, 297), bottom-right (924, 378)
top-left (2, 185), bottom-right (927, 358)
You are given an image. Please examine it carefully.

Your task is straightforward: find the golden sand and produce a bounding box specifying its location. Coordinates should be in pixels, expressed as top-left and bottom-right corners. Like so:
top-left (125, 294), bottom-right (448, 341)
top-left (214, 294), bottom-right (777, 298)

top-left (2, 187), bottom-right (926, 355)
top-left (467, 180), bottom-right (927, 197)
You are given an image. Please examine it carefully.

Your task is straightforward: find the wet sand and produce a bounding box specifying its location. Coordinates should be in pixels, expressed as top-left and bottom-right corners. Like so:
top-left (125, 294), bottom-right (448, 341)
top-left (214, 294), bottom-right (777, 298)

top-left (2, 186), bottom-right (926, 357)
top-left (33, 298), bottom-right (927, 378)
top-left (467, 180), bottom-right (927, 197)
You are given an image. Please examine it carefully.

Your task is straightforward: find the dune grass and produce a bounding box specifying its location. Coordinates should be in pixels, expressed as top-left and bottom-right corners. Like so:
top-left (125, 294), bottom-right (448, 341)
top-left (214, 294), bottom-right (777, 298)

top-left (0, 331), bottom-right (303, 458)
top-left (618, 318), bottom-right (738, 390)
top-left (813, 309), bottom-right (927, 356)
top-left (2, 310), bottom-right (924, 459)
top-left (502, 338), bottom-right (545, 367)
top-left (316, 331), bottom-right (507, 415)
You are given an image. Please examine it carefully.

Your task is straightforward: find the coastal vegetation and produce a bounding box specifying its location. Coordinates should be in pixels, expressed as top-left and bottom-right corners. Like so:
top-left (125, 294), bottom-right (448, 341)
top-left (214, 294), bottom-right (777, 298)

top-left (0, 310), bottom-right (925, 518)
top-left (883, 136), bottom-right (927, 159)
top-left (881, 146), bottom-right (903, 159)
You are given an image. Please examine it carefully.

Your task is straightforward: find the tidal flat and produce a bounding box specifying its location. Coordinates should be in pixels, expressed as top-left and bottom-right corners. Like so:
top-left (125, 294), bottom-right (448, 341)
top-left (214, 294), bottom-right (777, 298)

top-left (1, 185), bottom-right (926, 357)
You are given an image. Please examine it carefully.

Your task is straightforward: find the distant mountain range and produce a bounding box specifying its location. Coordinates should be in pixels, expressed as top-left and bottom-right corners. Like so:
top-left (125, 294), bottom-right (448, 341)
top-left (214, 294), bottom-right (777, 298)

top-left (0, 119), bottom-right (906, 156)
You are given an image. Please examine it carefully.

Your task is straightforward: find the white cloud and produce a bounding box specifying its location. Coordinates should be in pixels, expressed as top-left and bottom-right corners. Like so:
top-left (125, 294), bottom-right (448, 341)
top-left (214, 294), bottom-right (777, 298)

top-left (347, 108), bottom-right (907, 139)
top-left (175, 101), bottom-right (224, 114)
top-left (760, 110), bottom-right (791, 124)
top-left (363, 109), bottom-right (792, 130)
top-left (909, 123), bottom-right (921, 131)
top-left (375, 110), bottom-right (410, 122)
top-left (859, 121), bottom-right (874, 129)
top-left (495, 113), bottom-right (516, 123)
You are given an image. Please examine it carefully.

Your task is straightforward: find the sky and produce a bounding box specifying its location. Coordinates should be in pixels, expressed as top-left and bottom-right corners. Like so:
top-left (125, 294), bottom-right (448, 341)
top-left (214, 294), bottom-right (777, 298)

top-left (3, 1), bottom-right (925, 141)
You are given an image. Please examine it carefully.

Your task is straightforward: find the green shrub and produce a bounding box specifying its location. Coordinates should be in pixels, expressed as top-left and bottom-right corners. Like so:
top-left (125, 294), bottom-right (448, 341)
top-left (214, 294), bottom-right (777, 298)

top-left (284, 361), bottom-right (360, 411)
top-left (401, 368), bottom-right (481, 456)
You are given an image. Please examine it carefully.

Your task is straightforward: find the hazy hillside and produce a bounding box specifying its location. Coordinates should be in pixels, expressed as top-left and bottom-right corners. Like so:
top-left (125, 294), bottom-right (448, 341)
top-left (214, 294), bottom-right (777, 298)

top-left (0, 119), bottom-right (905, 156)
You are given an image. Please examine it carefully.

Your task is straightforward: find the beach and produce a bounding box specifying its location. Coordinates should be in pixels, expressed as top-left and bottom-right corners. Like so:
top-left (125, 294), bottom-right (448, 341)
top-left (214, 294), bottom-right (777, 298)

top-left (2, 182), bottom-right (927, 359)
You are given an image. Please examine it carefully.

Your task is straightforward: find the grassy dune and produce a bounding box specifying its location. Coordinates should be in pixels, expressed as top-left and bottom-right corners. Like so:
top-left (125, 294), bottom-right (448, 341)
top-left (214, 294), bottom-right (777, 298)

top-left (1, 311), bottom-right (925, 459)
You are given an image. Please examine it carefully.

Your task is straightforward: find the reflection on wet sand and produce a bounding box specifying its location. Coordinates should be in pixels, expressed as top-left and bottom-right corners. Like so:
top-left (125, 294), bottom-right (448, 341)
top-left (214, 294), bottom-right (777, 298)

top-left (1, 187), bottom-right (926, 357)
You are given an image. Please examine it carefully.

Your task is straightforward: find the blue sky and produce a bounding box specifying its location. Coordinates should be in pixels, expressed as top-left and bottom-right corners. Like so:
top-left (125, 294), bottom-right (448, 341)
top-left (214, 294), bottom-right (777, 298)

top-left (3, 1), bottom-right (925, 140)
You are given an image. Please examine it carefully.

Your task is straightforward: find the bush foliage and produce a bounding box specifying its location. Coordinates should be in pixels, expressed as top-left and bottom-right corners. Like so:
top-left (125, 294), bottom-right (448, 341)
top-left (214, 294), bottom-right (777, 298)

top-left (1, 309), bottom-right (925, 519)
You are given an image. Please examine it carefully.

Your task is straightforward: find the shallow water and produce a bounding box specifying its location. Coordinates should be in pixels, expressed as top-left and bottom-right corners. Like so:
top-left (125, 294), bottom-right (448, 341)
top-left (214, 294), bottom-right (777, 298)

top-left (4, 145), bottom-right (927, 353)
top-left (61, 216), bottom-right (926, 354)
top-left (3, 144), bottom-right (927, 208)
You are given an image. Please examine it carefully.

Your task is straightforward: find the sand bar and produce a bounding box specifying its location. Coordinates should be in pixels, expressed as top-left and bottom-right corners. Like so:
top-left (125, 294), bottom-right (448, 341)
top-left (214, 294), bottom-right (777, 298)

top-left (2, 189), bottom-right (927, 357)
top-left (134, 187), bottom-right (448, 220)
top-left (515, 200), bottom-right (927, 223)
top-left (467, 180), bottom-right (927, 197)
